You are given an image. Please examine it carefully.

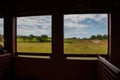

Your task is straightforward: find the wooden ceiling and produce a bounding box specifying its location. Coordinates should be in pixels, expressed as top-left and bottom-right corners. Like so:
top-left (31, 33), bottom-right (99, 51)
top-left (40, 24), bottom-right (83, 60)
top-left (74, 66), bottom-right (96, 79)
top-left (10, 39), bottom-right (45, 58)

top-left (0, 0), bottom-right (120, 17)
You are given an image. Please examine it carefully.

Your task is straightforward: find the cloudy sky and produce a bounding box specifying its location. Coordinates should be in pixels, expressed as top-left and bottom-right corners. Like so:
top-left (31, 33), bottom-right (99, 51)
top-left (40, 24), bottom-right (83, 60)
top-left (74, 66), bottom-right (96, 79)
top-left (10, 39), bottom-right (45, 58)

top-left (17, 16), bottom-right (52, 37)
top-left (0, 19), bottom-right (4, 35)
top-left (0, 14), bottom-right (108, 38)
top-left (64, 14), bottom-right (108, 38)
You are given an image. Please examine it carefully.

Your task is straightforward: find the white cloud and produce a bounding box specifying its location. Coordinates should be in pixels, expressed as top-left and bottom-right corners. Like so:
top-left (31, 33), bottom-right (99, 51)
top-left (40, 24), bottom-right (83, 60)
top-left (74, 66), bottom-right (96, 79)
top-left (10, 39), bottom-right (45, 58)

top-left (17, 27), bottom-right (51, 36)
top-left (64, 30), bottom-right (88, 38)
top-left (17, 16), bottom-right (51, 28)
top-left (64, 14), bottom-right (107, 22)
top-left (0, 14), bottom-right (108, 38)
top-left (17, 16), bottom-right (52, 36)
top-left (0, 18), bottom-right (4, 34)
top-left (64, 22), bottom-right (88, 28)
top-left (64, 14), bottom-right (108, 38)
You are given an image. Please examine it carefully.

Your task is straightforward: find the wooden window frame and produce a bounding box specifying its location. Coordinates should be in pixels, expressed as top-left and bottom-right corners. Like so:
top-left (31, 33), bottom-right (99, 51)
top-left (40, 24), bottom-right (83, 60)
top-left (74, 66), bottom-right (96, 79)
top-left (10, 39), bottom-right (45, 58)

top-left (4, 11), bottom-right (111, 60)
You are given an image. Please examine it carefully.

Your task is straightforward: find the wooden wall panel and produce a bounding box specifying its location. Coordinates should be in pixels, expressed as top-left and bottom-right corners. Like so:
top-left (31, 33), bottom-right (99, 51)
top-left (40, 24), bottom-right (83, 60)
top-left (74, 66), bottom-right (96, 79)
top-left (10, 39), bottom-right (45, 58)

top-left (0, 54), bottom-right (12, 80)
top-left (14, 57), bottom-right (97, 80)
top-left (97, 56), bottom-right (120, 80)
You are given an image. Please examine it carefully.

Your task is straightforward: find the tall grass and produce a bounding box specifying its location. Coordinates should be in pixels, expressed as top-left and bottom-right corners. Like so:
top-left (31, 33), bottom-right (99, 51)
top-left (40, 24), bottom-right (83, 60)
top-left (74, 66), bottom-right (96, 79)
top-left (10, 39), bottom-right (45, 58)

top-left (64, 40), bottom-right (108, 54)
top-left (17, 43), bottom-right (52, 53)
top-left (17, 40), bottom-right (108, 54)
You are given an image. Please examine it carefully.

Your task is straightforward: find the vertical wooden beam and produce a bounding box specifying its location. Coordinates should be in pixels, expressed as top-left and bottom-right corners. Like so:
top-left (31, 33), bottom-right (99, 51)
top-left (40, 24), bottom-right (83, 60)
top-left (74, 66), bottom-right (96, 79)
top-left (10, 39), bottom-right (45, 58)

top-left (52, 12), bottom-right (64, 62)
top-left (4, 16), bottom-right (16, 56)
top-left (111, 10), bottom-right (120, 67)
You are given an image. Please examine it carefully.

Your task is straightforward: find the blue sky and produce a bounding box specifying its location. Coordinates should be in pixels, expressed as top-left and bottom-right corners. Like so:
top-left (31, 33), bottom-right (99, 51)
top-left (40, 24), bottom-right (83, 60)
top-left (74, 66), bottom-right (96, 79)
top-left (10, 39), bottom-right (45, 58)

top-left (0, 14), bottom-right (108, 38)
top-left (17, 16), bottom-right (52, 37)
top-left (0, 19), bottom-right (4, 35)
top-left (64, 14), bottom-right (108, 38)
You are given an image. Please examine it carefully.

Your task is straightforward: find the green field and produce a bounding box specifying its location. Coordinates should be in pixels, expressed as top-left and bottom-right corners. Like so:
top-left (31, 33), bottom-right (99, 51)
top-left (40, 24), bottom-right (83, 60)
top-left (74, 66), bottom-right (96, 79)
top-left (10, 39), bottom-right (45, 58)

top-left (17, 39), bottom-right (108, 54)
top-left (17, 43), bottom-right (52, 53)
top-left (64, 40), bottom-right (107, 54)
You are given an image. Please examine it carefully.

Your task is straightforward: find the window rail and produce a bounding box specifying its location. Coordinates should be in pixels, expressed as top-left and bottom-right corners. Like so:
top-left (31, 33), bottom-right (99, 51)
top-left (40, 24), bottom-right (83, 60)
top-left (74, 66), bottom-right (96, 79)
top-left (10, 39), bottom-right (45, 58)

top-left (17, 52), bottom-right (51, 57)
top-left (64, 54), bottom-right (108, 58)
top-left (17, 52), bottom-right (108, 59)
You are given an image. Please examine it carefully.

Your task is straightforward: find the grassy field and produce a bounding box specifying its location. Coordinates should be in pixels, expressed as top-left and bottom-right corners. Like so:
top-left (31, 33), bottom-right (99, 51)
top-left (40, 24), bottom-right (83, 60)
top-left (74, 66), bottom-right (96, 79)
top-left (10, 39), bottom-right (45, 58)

top-left (17, 43), bottom-right (52, 53)
top-left (17, 39), bottom-right (108, 54)
top-left (64, 40), bottom-right (107, 54)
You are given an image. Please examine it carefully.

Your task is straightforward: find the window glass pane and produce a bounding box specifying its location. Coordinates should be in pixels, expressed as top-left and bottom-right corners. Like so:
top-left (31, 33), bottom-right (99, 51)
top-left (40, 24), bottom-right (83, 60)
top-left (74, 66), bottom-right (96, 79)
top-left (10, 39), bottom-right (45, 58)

top-left (64, 14), bottom-right (108, 54)
top-left (17, 16), bottom-right (52, 53)
top-left (0, 18), bottom-right (4, 47)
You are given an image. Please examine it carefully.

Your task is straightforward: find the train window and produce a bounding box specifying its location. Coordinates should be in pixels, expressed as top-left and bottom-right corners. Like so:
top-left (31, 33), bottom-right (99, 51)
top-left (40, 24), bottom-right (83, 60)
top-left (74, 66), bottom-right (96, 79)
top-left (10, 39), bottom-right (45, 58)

top-left (17, 15), bottom-right (52, 53)
top-left (64, 14), bottom-right (108, 55)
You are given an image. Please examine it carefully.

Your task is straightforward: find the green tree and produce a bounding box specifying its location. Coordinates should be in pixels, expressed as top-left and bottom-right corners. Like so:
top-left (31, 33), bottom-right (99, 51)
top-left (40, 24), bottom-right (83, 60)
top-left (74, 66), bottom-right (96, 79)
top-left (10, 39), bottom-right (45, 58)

top-left (36, 36), bottom-right (41, 42)
top-left (37, 35), bottom-right (48, 42)
top-left (22, 36), bottom-right (28, 42)
top-left (90, 34), bottom-right (108, 40)
top-left (103, 34), bottom-right (108, 39)
top-left (90, 35), bottom-right (96, 39)
top-left (0, 34), bottom-right (3, 42)
top-left (40, 35), bottom-right (48, 42)
top-left (29, 34), bottom-right (34, 42)
top-left (96, 35), bottom-right (103, 40)
top-left (71, 37), bottom-right (77, 39)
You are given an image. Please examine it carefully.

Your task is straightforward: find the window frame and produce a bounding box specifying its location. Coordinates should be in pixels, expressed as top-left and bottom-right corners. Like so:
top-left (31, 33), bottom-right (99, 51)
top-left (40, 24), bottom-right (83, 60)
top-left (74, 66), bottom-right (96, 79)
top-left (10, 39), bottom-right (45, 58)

top-left (63, 12), bottom-right (111, 59)
top-left (16, 15), bottom-right (53, 58)
top-left (13, 12), bottom-right (111, 59)
top-left (0, 18), bottom-right (4, 47)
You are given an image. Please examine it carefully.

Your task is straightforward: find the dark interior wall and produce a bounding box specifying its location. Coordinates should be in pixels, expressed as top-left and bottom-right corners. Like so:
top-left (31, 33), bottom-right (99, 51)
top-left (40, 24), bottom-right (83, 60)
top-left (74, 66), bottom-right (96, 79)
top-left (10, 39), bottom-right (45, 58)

top-left (111, 9), bottom-right (120, 68)
top-left (0, 54), bottom-right (12, 80)
top-left (1, 0), bottom-right (120, 80)
top-left (13, 57), bottom-right (97, 80)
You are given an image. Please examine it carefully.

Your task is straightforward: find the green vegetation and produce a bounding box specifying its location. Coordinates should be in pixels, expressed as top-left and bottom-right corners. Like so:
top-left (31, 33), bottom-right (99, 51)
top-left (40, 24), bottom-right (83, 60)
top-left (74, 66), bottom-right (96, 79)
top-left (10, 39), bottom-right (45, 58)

top-left (64, 34), bottom-right (108, 54)
top-left (17, 34), bottom-right (51, 43)
top-left (64, 39), bottom-right (107, 54)
top-left (17, 39), bottom-right (107, 54)
top-left (0, 34), bottom-right (4, 42)
top-left (17, 34), bottom-right (108, 54)
top-left (90, 34), bottom-right (108, 40)
top-left (17, 43), bottom-right (52, 53)
top-left (0, 34), bottom-right (108, 54)
top-left (0, 34), bottom-right (4, 46)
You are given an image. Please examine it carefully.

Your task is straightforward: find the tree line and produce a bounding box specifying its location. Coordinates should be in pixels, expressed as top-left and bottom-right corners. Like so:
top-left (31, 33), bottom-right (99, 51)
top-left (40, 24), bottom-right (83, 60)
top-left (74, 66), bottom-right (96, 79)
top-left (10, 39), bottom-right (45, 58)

top-left (0, 34), bottom-right (4, 42)
top-left (17, 34), bottom-right (51, 43)
top-left (0, 34), bottom-right (108, 43)
top-left (66, 34), bottom-right (108, 40)
top-left (90, 34), bottom-right (108, 40)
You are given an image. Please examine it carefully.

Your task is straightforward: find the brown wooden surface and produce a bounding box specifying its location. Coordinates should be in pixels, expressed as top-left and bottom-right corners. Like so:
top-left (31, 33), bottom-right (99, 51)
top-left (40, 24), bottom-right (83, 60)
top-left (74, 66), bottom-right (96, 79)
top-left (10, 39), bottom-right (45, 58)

top-left (0, 54), bottom-right (12, 80)
top-left (0, 0), bottom-right (120, 80)
top-left (97, 56), bottom-right (120, 80)
top-left (14, 56), bottom-right (97, 80)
